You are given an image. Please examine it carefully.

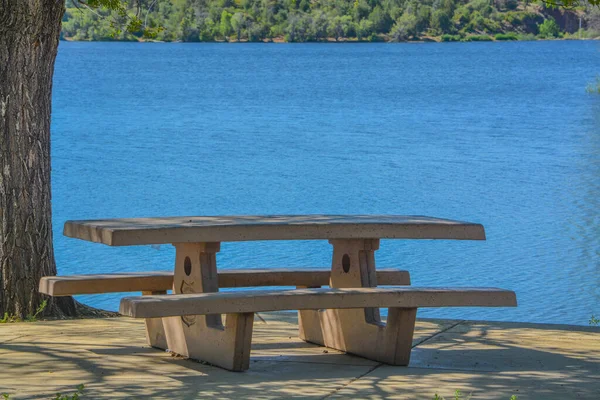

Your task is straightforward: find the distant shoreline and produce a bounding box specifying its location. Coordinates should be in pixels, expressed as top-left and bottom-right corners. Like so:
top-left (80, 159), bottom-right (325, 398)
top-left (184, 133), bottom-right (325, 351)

top-left (60, 36), bottom-right (599, 43)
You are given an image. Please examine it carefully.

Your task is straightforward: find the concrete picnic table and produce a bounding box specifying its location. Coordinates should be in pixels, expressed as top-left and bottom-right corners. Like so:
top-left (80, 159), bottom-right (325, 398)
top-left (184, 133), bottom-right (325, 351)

top-left (44, 215), bottom-right (514, 371)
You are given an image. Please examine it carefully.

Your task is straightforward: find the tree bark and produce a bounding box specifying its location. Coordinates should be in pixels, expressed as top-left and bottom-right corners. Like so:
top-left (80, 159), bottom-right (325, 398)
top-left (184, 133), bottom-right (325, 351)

top-left (0, 0), bottom-right (76, 318)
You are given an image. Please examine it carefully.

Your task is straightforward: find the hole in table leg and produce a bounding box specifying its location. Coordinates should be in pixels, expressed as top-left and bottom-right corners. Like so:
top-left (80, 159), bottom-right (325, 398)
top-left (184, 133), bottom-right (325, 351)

top-left (184, 256), bottom-right (192, 276)
top-left (342, 254), bottom-right (351, 273)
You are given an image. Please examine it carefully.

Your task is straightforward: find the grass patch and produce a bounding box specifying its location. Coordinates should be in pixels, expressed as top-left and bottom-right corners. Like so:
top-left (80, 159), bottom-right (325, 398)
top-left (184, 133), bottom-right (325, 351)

top-left (441, 34), bottom-right (462, 42)
top-left (495, 33), bottom-right (518, 41)
top-left (0, 300), bottom-right (47, 323)
top-left (433, 390), bottom-right (472, 400)
top-left (432, 390), bottom-right (518, 399)
top-left (516, 33), bottom-right (537, 41)
top-left (2, 384), bottom-right (84, 400)
top-left (464, 35), bottom-right (493, 42)
top-left (54, 384), bottom-right (85, 400)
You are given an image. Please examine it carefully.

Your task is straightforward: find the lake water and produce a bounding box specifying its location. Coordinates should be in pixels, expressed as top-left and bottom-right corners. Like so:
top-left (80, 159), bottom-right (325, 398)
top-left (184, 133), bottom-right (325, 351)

top-left (51, 41), bottom-right (600, 325)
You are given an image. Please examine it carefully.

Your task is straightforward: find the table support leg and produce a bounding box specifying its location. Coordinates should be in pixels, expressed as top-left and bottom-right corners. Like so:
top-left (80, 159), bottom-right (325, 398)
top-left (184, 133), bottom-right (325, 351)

top-left (298, 239), bottom-right (417, 365)
top-left (160, 242), bottom-right (255, 371)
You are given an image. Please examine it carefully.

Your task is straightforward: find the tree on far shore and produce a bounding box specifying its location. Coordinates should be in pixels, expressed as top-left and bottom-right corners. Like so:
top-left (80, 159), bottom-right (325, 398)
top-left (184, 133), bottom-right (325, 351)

top-left (538, 17), bottom-right (561, 37)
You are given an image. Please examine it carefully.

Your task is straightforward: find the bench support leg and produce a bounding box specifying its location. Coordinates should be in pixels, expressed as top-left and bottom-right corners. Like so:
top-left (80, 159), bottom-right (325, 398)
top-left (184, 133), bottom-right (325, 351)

top-left (142, 290), bottom-right (168, 349)
top-left (299, 239), bottom-right (417, 365)
top-left (297, 286), bottom-right (323, 343)
top-left (160, 242), bottom-right (255, 371)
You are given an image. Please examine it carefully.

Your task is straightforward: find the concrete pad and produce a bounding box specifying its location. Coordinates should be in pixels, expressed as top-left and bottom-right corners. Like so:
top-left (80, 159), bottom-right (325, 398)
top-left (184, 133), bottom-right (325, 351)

top-left (1, 315), bottom-right (598, 399)
top-left (331, 320), bottom-right (600, 400)
top-left (0, 335), bottom-right (22, 345)
top-left (0, 315), bottom-right (376, 399)
top-left (410, 320), bottom-right (600, 371)
top-left (253, 313), bottom-right (457, 365)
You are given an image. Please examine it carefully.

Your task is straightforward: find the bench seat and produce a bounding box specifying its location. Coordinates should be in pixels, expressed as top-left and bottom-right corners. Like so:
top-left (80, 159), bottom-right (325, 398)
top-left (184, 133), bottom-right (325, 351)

top-left (120, 287), bottom-right (517, 318)
top-left (119, 286), bottom-right (516, 370)
top-left (39, 269), bottom-right (411, 296)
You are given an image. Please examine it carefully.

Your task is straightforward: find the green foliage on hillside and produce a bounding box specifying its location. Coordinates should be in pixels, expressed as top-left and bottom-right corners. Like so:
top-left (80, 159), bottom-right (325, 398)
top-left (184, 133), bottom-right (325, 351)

top-left (538, 17), bottom-right (561, 36)
top-left (61, 0), bottom-right (600, 42)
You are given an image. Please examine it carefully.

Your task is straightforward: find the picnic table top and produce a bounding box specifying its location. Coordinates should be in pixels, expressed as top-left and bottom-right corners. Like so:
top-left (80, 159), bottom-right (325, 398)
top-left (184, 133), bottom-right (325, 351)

top-left (63, 215), bottom-right (485, 246)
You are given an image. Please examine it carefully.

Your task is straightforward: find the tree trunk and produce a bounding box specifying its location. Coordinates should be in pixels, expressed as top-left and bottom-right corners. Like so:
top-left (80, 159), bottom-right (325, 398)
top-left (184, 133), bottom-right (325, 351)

top-left (0, 0), bottom-right (76, 318)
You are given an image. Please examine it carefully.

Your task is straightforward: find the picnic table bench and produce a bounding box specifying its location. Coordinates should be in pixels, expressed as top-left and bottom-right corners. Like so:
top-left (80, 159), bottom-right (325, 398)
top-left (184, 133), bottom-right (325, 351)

top-left (39, 215), bottom-right (517, 372)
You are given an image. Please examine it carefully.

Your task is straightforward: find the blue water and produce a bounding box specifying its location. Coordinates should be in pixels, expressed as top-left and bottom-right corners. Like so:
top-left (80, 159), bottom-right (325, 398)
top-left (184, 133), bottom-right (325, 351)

top-left (51, 41), bottom-right (600, 325)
